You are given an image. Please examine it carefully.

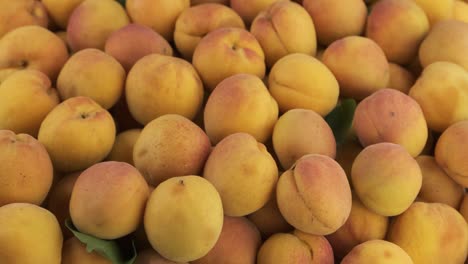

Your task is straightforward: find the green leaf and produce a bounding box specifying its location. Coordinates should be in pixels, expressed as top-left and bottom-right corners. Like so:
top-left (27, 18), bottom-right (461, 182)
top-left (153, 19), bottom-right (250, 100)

top-left (65, 219), bottom-right (137, 264)
top-left (325, 98), bottom-right (357, 146)
top-left (116, 0), bottom-right (126, 7)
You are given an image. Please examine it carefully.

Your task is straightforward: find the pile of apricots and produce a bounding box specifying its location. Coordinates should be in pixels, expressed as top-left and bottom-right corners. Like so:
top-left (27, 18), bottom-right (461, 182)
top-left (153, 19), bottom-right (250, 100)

top-left (0, 0), bottom-right (467, 263)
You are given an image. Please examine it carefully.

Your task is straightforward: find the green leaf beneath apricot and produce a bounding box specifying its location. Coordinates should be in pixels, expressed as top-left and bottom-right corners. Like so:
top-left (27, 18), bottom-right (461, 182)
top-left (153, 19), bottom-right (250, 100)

top-left (116, 0), bottom-right (126, 7)
top-left (65, 219), bottom-right (137, 264)
top-left (325, 98), bottom-right (357, 146)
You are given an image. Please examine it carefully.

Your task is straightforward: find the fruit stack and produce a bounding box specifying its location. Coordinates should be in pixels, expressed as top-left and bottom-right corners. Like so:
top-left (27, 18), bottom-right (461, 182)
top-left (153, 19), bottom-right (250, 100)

top-left (0, 0), bottom-right (467, 263)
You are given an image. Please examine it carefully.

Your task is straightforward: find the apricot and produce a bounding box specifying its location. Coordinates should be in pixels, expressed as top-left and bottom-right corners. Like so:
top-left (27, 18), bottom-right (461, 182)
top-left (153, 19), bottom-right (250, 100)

top-left (204, 74), bottom-right (278, 144)
top-left (192, 27), bottom-right (266, 91)
top-left (416, 155), bottom-right (465, 208)
top-left (272, 109), bottom-right (336, 170)
top-left (366, 0), bottom-right (429, 65)
top-left (247, 191), bottom-right (293, 238)
top-left (0, 0), bottom-right (49, 38)
top-left (411, 0), bottom-right (454, 26)
top-left (38, 96), bottom-right (116, 173)
top-left (409, 61), bottom-right (468, 132)
top-left (57, 48), bottom-right (126, 109)
top-left (70, 161), bottom-right (149, 239)
top-left (106, 129), bottom-right (142, 166)
top-left (0, 69), bottom-right (59, 137)
top-left (0, 25), bottom-right (69, 81)
top-left (230, 0), bottom-right (282, 25)
top-left (340, 240), bottom-right (413, 264)
top-left (251, 1), bottom-right (317, 67)
top-left (0, 69), bottom-right (20, 85)
top-left (256, 233), bottom-right (312, 264)
top-left (105, 24), bottom-right (173, 72)
top-left (133, 114), bottom-right (211, 186)
top-left (55, 31), bottom-right (71, 52)
top-left (322, 36), bottom-right (390, 100)
top-left (144, 176), bottom-right (223, 262)
top-left (293, 230), bottom-right (335, 264)
top-left (46, 172), bottom-right (80, 240)
top-left (277, 154), bottom-right (352, 235)
top-left (126, 0), bottom-right (190, 41)
top-left (0, 130), bottom-right (53, 206)
top-left (351, 143), bottom-right (422, 216)
top-left (353, 88), bottom-right (428, 157)
top-left (42, 0), bottom-right (84, 29)
top-left (67, 0), bottom-right (130, 51)
top-left (192, 216), bottom-right (262, 264)
top-left (388, 63), bottom-right (416, 94)
top-left (435, 120), bottom-right (468, 187)
top-left (387, 202), bottom-right (468, 264)
top-left (203, 133), bottom-right (278, 216)
top-left (326, 194), bottom-right (389, 259)
top-left (0, 203), bottom-right (62, 264)
top-left (303, 0), bottom-right (367, 46)
top-left (268, 53), bottom-right (339, 116)
top-left (419, 20), bottom-right (468, 71)
top-left (454, 1), bottom-right (468, 23)
top-left (174, 3), bottom-right (245, 60)
top-left (126, 54), bottom-right (204, 125)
